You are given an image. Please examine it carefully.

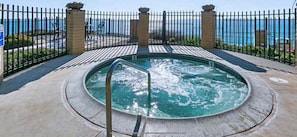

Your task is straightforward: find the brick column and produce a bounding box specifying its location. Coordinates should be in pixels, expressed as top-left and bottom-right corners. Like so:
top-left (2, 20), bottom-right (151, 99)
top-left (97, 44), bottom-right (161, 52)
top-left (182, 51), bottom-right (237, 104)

top-left (255, 30), bottom-right (266, 47)
top-left (66, 7), bottom-right (85, 54)
top-left (138, 7), bottom-right (149, 46)
top-left (201, 5), bottom-right (216, 49)
top-left (130, 19), bottom-right (138, 40)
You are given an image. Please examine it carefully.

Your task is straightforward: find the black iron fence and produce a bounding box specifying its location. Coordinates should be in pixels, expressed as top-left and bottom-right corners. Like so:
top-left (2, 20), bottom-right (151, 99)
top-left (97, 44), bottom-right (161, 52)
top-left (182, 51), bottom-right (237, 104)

top-left (2, 4), bottom-right (296, 78)
top-left (0, 3), bottom-right (67, 77)
top-left (149, 11), bottom-right (201, 46)
top-left (216, 9), bottom-right (296, 65)
top-left (84, 10), bottom-right (202, 50)
top-left (84, 11), bottom-right (138, 50)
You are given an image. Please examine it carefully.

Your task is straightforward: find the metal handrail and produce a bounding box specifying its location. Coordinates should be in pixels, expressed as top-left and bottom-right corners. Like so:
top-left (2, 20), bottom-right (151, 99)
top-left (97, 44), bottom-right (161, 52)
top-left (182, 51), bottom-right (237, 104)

top-left (105, 58), bottom-right (151, 137)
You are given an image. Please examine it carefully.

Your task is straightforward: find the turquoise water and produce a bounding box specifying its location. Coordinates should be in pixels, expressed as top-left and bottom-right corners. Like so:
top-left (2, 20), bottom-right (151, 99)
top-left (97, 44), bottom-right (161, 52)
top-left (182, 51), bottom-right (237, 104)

top-left (85, 57), bottom-right (249, 118)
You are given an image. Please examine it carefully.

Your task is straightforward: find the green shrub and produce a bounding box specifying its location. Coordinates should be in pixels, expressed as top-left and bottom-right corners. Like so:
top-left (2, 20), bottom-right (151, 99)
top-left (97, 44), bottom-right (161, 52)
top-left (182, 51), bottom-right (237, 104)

top-left (3, 48), bottom-right (60, 68)
top-left (149, 30), bottom-right (201, 46)
top-left (149, 30), bottom-right (163, 40)
top-left (4, 34), bottom-right (34, 50)
top-left (181, 37), bottom-right (201, 46)
top-left (215, 38), bottom-right (223, 48)
top-left (149, 30), bottom-right (183, 41)
top-left (280, 52), bottom-right (295, 64)
top-left (217, 43), bottom-right (296, 65)
top-left (266, 47), bottom-right (275, 57)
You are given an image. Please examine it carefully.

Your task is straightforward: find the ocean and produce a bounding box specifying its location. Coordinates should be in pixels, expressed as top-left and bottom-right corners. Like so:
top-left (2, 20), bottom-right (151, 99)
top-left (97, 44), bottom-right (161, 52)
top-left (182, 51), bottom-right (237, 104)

top-left (1, 18), bottom-right (295, 46)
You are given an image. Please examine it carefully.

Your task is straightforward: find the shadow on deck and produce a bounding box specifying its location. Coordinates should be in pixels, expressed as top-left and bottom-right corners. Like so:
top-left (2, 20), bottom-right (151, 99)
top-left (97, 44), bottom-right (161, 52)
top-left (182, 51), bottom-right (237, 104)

top-left (210, 49), bottom-right (267, 72)
top-left (0, 55), bottom-right (76, 94)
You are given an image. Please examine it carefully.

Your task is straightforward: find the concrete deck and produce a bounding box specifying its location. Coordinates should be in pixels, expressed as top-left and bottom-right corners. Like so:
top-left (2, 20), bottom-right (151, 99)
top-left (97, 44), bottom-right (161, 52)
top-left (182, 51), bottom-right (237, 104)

top-left (0, 45), bottom-right (296, 137)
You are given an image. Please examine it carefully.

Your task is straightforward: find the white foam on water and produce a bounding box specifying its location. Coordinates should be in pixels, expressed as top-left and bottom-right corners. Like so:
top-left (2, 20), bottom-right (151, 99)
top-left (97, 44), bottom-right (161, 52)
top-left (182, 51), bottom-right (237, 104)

top-left (148, 61), bottom-right (190, 97)
top-left (86, 57), bottom-right (249, 118)
top-left (213, 90), bottom-right (223, 104)
top-left (226, 74), bottom-right (236, 79)
top-left (178, 97), bottom-right (191, 106)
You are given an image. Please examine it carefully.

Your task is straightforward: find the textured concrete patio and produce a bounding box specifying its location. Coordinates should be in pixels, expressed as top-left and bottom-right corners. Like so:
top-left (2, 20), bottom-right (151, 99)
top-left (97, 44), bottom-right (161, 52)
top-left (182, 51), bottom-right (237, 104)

top-left (0, 45), bottom-right (296, 137)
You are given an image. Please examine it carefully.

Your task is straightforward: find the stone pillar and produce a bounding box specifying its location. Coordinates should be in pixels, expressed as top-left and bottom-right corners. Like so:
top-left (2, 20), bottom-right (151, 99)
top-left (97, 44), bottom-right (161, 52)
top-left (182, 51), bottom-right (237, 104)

top-left (201, 4), bottom-right (216, 49)
top-left (255, 30), bottom-right (266, 47)
top-left (66, 2), bottom-right (85, 55)
top-left (138, 7), bottom-right (150, 46)
top-left (130, 19), bottom-right (138, 40)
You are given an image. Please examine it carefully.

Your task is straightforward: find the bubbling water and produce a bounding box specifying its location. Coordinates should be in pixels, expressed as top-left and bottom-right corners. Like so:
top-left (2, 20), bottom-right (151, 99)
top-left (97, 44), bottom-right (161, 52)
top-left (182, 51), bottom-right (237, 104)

top-left (86, 57), bottom-right (249, 118)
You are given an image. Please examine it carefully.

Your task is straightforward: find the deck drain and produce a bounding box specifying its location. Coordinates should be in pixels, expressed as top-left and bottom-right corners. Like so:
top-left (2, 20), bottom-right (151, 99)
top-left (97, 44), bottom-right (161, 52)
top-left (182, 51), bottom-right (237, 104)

top-left (269, 77), bottom-right (288, 84)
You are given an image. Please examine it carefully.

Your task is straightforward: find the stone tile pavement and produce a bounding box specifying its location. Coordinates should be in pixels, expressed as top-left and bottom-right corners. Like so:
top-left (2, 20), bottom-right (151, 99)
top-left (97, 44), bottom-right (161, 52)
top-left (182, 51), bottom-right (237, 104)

top-left (0, 45), bottom-right (296, 137)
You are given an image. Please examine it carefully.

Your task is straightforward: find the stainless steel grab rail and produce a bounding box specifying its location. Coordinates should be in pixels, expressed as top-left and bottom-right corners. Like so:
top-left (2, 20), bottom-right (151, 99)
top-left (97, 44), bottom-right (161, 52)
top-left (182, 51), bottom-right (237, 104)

top-left (105, 58), bottom-right (151, 137)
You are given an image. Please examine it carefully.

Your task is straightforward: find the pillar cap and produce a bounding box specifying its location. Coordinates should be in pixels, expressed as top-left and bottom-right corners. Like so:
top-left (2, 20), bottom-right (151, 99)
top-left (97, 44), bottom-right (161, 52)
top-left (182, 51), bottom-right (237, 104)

top-left (66, 2), bottom-right (84, 10)
top-left (139, 7), bottom-right (150, 13)
top-left (202, 4), bottom-right (215, 12)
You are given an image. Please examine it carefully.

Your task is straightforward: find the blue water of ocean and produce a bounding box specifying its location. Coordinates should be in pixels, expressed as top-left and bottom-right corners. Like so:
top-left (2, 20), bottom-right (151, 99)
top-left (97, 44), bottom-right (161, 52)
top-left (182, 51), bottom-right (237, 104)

top-left (1, 18), bottom-right (295, 46)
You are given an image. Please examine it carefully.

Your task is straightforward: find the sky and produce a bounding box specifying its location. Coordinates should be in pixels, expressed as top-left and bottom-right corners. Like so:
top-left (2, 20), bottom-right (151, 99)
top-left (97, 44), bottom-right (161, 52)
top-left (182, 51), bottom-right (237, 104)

top-left (0, 0), bottom-right (295, 12)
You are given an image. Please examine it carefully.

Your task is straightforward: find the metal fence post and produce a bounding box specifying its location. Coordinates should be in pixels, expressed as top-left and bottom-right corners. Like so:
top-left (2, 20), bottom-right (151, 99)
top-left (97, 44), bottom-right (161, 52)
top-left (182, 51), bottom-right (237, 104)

top-left (162, 11), bottom-right (166, 45)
